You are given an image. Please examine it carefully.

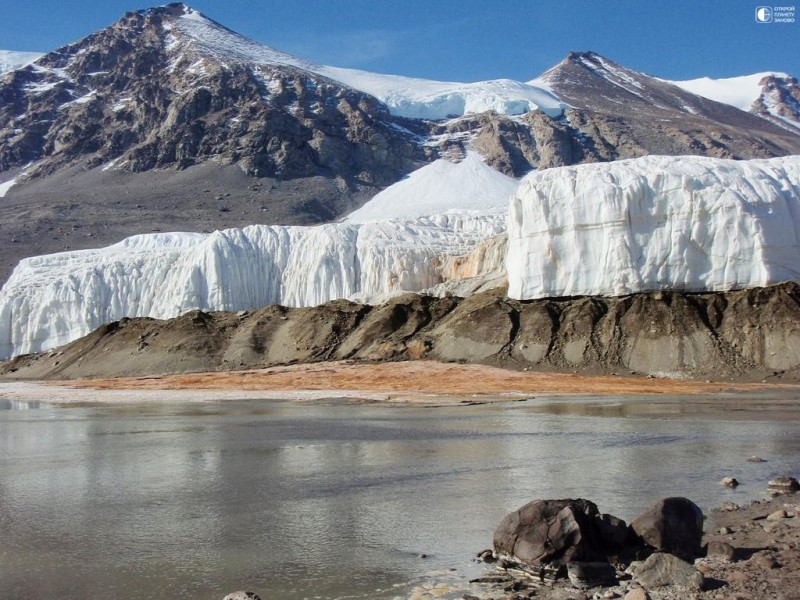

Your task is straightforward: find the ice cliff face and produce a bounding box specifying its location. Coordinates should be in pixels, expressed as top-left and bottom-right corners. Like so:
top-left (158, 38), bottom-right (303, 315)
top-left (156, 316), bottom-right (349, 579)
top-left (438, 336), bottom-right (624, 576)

top-left (0, 149), bottom-right (516, 360)
top-left (0, 216), bottom-right (506, 359)
top-left (507, 155), bottom-right (800, 300)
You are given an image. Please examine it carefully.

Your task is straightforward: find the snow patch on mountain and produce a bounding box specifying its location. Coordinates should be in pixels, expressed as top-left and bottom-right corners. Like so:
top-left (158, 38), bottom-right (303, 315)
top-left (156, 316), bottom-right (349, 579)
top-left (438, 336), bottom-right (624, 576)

top-left (345, 152), bottom-right (519, 223)
top-left (0, 178), bottom-right (18, 198)
top-left (507, 155), bottom-right (800, 300)
top-left (166, 6), bottom-right (317, 71)
top-left (667, 72), bottom-right (784, 112)
top-left (166, 6), bottom-right (564, 119)
top-left (0, 216), bottom-right (506, 359)
top-left (0, 50), bottom-right (43, 75)
top-left (321, 66), bottom-right (565, 119)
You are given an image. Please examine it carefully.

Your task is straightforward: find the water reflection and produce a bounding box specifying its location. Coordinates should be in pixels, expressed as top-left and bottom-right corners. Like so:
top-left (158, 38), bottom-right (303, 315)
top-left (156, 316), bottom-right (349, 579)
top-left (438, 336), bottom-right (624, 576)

top-left (0, 398), bottom-right (42, 410)
top-left (1, 399), bottom-right (799, 600)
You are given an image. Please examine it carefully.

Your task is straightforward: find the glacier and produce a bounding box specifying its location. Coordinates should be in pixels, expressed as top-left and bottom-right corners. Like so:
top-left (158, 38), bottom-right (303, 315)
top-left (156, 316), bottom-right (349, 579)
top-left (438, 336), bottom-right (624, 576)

top-left (667, 72), bottom-right (786, 112)
top-left (4, 154), bottom-right (800, 360)
top-left (0, 150), bottom-right (517, 360)
top-left (507, 155), bottom-right (800, 300)
top-left (0, 216), bottom-right (506, 360)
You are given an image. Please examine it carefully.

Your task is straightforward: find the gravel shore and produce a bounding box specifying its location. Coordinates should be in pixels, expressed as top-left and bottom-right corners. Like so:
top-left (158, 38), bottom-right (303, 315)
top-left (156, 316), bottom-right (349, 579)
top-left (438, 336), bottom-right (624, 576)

top-left (3, 362), bottom-right (800, 418)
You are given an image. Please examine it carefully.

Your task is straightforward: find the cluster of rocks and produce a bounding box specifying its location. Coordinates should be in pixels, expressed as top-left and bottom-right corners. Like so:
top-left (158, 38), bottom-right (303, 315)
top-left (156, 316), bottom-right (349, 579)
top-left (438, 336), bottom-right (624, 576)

top-left (468, 480), bottom-right (800, 600)
top-left (475, 496), bottom-right (707, 599)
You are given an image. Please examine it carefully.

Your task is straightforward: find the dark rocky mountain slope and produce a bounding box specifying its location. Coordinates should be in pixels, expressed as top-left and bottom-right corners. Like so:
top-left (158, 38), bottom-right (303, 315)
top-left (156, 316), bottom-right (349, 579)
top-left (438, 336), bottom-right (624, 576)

top-left (533, 51), bottom-right (800, 163)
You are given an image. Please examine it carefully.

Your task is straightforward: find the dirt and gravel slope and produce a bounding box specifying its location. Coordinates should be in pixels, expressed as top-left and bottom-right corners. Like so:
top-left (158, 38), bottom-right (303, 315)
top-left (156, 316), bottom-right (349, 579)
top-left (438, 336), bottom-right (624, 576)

top-left (3, 282), bottom-right (800, 382)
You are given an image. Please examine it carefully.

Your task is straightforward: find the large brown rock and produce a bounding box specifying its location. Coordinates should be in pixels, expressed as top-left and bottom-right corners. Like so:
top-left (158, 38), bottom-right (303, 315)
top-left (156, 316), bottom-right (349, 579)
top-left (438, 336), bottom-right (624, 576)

top-left (493, 499), bottom-right (628, 567)
top-left (629, 497), bottom-right (703, 558)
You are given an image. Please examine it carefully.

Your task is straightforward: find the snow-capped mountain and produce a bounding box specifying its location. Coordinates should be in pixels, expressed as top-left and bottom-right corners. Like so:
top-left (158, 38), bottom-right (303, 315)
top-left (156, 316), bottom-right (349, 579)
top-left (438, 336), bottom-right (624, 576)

top-left (2, 3), bottom-right (800, 291)
top-left (535, 51), bottom-right (800, 159)
top-left (0, 50), bottom-right (43, 75)
top-left (507, 155), bottom-right (800, 299)
top-left (669, 73), bottom-right (800, 133)
top-left (155, 6), bottom-right (565, 120)
top-left (0, 3), bottom-right (424, 178)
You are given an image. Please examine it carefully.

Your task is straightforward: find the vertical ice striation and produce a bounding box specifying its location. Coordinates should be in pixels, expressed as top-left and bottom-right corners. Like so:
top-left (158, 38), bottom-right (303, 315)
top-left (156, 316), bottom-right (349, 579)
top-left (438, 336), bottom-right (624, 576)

top-left (507, 155), bottom-right (800, 300)
top-left (0, 216), bottom-right (506, 359)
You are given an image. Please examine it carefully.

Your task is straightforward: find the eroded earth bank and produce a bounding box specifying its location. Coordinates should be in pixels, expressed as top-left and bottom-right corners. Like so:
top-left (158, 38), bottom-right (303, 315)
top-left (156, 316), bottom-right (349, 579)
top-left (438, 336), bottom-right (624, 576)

top-left (3, 282), bottom-right (800, 383)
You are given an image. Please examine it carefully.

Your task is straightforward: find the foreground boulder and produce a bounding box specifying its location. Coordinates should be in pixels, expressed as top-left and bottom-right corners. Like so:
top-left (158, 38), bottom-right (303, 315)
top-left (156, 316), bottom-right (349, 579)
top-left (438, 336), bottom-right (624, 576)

top-left (493, 498), bottom-right (628, 569)
top-left (629, 497), bottom-right (703, 558)
top-left (632, 552), bottom-right (705, 590)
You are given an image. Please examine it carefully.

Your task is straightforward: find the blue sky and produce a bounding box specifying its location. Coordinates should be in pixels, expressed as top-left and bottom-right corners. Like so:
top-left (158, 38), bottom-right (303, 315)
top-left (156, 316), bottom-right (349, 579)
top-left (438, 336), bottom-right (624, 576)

top-left (2, 1), bottom-right (798, 81)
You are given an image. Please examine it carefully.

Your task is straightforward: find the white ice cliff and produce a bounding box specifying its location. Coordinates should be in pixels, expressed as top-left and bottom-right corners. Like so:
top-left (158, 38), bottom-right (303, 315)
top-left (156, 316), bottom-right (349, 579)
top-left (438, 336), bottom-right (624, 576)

top-left (0, 216), bottom-right (507, 359)
top-left (507, 155), bottom-right (800, 300)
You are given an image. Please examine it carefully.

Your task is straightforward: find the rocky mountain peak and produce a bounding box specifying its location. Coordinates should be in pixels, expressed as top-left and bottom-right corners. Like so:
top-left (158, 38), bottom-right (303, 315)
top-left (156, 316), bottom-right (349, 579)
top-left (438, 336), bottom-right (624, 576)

top-left (543, 51), bottom-right (632, 80)
top-left (564, 50), bottom-right (614, 67)
top-left (0, 3), bottom-right (423, 179)
top-left (536, 49), bottom-right (800, 160)
top-left (752, 74), bottom-right (800, 132)
top-left (139, 2), bottom-right (192, 17)
top-left (155, 3), bottom-right (318, 72)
